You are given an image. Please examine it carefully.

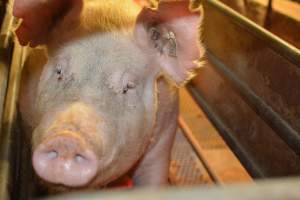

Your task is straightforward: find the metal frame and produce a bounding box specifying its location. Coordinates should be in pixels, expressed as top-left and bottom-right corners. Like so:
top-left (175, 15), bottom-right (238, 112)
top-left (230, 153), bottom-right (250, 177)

top-left (186, 83), bottom-right (265, 178)
top-left (0, 1), bottom-right (26, 199)
top-left (44, 178), bottom-right (300, 200)
top-left (187, 0), bottom-right (300, 177)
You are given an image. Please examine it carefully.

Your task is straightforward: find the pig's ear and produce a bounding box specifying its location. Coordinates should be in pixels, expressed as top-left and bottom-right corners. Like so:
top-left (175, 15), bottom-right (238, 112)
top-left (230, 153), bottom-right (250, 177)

top-left (14, 0), bottom-right (83, 47)
top-left (135, 1), bottom-right (204, 86)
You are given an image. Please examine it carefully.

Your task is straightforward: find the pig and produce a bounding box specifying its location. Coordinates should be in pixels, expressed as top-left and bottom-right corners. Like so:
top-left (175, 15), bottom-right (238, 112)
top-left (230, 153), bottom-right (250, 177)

top-left (18, 0), bottom-right (204, 191)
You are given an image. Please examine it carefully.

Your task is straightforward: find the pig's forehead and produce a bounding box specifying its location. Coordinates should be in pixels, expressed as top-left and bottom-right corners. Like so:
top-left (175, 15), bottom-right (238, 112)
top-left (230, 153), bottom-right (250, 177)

top-left (56, 32), bottom-right (148, 72)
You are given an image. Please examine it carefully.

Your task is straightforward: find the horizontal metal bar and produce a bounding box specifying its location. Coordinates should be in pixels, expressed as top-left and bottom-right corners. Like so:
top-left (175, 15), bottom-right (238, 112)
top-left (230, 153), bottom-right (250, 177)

top-left (204, 0), bottom-right (300, 66)
top-left (205, 51), bottom-right (300, 156)
top-left (44, 178), bottom-right (300, 200)
top-left (186, 84), bottom-right (264, 178)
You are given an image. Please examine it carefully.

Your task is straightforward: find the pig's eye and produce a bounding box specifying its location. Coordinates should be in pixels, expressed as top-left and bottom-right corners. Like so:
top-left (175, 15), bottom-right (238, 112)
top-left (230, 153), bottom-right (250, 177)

top-left (122, 81), bottom-right (136, 94)
top-left (53, 56), bottom-right (70, 81)
top-left (55, 66), bottom-right (63, 80)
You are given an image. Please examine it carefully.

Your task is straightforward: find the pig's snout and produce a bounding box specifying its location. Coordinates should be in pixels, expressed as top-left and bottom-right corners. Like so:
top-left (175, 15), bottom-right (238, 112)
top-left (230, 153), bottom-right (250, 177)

top-left (32, 134), bottom-right (99, 187)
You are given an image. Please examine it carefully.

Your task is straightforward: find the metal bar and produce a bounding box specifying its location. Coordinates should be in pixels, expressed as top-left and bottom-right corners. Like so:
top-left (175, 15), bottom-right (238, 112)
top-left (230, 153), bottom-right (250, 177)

top-left (178, 116), bottom-right (223, 184)
top-left (0, 42), bottom-right (25, 200)
top-left (0, 0), bottom-right (13, 136)
top-left (0, 43), bottom-right (10, 134)
top-left (0, 0), bottom-right (18, 199)
top-left (204, 0), bottom-right (300, 66)
top-left (263, 0), bottom-right (273, 28)
top-left (186, 84), bottom-right (264, 178)
top-left (290, 0), bottom-right (300, 4)
top-left (44, 178), bottom-right (300, 200)
top-left (0, 1), bottom-right (26, 197)
top-left (205, 51), bottom-right (300, 156)
top-left (0, 0), bottom-right (14, 49)
top-left (267, 0), bottom-right (273, 12)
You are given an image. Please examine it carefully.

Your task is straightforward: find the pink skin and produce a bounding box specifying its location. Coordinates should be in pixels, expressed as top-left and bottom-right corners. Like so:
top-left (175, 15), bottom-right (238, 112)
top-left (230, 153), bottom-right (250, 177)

top-left (17, 1), bottom-right (202, 189)
top-left (33, 134), bottom-right (99, 187)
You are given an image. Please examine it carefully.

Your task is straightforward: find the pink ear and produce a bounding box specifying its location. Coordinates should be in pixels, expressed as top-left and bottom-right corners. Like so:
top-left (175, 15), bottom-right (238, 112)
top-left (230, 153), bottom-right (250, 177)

top-left (135, 1), bottom-right (204, 86)
top-left (13, 0), bottom-right (83, 47)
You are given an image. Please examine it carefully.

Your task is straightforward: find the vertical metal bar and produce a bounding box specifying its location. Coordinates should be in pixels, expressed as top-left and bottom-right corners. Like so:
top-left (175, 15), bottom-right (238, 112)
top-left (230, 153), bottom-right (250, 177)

top-left (0, 47), bottom-right (9, 133)
top-left (0, 1), bottom-right (25, 198)
top-left (0, 42), bottom-right (25, 200)
top-left (0, 0), bottom-right (14, 49)
top-left (0, 0), bottom-right (13, 140)
top-left (267, 0), bottom-right (273, 12)
top-left (264, 0), bottom-right (273, 28)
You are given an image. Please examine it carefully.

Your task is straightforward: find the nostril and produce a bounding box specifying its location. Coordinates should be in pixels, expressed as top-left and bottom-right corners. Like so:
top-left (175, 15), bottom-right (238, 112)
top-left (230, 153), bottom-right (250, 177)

top-left (33, 135), bottom-right (99, 187)
top-left (47, 150), bottom-right (58, 160)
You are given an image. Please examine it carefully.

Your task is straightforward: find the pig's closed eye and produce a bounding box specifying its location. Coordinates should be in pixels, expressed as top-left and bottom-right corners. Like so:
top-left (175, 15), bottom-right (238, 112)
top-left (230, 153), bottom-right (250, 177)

top-left (122, 81), bottom-right (136, 94)
top-left (53, 56), bottom-right (70, 81)
top-left (54, 66), bottom-right (63, 80)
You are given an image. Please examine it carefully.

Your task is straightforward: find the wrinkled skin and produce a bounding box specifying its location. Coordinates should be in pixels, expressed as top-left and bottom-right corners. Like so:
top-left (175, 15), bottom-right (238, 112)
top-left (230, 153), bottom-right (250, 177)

top-left (17, 0), bottom-right (203, 191)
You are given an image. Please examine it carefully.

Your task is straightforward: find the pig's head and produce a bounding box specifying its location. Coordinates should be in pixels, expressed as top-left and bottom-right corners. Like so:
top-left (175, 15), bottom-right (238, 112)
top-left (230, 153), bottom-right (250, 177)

top-left (20, 0), bottom-right (204, 189)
